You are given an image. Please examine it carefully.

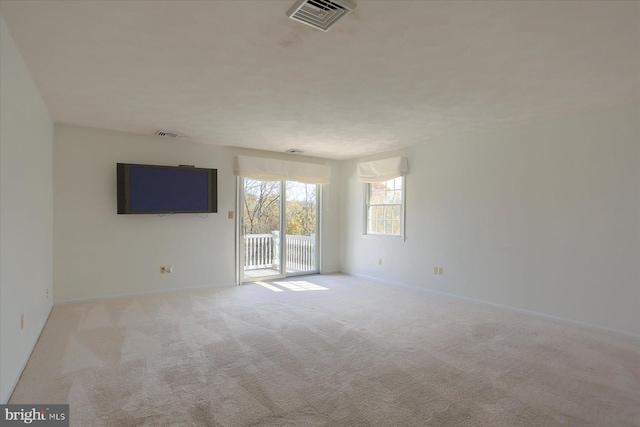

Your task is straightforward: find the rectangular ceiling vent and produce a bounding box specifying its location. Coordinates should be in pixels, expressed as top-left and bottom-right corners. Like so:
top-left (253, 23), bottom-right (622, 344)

top-left (286, 0), bottom-right (356, 32)
top-left (155, 130), bottom-right (179, 138)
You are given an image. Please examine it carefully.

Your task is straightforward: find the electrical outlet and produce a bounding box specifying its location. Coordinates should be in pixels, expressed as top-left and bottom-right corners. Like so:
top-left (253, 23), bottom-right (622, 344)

top-left (20, 314), bottom-right (24, 330)
top-left (434, 267), bottom-right (438, 275)
top-left (378, 258), bottom-right (383, 265)
top-left (228, 211), bottom-right (234, 219)
top-left (438, 267), bottom-right (444, 275)
top-left (167, 266), bottom-right (174, 273)
top-left (46, 288), bottom-right (49, 298)
top-left (160, 266), bottom-right (166, 274)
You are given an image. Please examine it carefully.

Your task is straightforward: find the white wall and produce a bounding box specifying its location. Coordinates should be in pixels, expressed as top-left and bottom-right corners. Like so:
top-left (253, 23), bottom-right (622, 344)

top-left (340, 103), bottom-right (640, 337)
top-left (54, 124), bottom-right (340, 302)
top-left (0, 16), bottom-right (54, 403)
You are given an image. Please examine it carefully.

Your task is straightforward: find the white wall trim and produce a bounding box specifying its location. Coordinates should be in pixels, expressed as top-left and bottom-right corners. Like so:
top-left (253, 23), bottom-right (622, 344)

top-left (2, 306), bottom-right (53, 404)
top-left (344, 271), bottom-right (640, 341)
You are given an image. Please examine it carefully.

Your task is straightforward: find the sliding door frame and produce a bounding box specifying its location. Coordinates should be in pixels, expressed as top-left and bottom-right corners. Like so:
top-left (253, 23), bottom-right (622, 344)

top-left (236, 177), bottom-right (321, 284)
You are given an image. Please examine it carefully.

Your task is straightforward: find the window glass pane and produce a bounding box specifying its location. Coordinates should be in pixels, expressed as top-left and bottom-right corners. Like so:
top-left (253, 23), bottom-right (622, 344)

top-left (393, 205), bottom-right (401, 221)
top-left (370, 183), bottom-right (385, 204)
top-left (384, 205), bottom-right (393, 220)
top-left (384, 190), bottom-right (393, 204)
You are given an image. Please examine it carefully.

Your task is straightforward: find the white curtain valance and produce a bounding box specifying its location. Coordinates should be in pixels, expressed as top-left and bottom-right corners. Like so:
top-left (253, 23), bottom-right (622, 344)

top-left (357, 156), bottom-right (408, 183)
top-left (234, 155), bottom-right (331, 184)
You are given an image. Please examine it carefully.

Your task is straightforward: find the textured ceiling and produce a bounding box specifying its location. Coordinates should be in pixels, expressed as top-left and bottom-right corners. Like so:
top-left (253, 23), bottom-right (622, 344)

top-left (1, 1), bottom-right (638, 160)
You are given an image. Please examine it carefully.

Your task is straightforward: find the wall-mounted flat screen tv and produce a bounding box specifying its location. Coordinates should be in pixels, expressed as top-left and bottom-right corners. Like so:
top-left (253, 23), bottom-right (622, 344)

top-left (117, 163), bottom-right (217, 214)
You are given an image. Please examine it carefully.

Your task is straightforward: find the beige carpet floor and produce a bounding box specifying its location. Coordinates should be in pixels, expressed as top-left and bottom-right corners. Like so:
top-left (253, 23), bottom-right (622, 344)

top-left (9, 274), bottom-right (640, 426)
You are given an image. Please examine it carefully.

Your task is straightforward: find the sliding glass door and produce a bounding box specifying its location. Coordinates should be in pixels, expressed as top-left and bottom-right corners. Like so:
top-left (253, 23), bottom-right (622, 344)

top-left (241, 179), bottom-right (283, 280)
top-left (240, 178), bottom-right (318, 282)
top-left (285, 181), bottom-right (318, 275)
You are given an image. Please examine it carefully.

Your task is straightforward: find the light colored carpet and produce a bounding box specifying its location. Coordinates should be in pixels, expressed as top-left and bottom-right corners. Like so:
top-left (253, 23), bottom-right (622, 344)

top-left (9, 274), bottom-right (640, 426)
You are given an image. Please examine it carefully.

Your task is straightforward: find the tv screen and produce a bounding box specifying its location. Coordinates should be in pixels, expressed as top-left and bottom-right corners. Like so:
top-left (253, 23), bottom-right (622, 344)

top-left (117, 163), bottom-right (217, 214)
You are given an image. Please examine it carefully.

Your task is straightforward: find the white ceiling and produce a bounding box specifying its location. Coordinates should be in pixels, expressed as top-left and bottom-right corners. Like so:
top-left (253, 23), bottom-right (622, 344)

top-left (1, 1), bottom-right (638, 160)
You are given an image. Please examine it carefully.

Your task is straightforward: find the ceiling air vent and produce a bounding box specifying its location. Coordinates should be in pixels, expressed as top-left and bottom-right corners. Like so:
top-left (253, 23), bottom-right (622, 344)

top-left (155, 130), bottom-right (180, 138)
top-left (286, 0), bottom-right (356, 32)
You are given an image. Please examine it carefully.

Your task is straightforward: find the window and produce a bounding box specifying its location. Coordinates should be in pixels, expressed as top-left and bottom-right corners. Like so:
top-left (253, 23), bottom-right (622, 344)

top-left (365, 176), bottom-right (405, 237)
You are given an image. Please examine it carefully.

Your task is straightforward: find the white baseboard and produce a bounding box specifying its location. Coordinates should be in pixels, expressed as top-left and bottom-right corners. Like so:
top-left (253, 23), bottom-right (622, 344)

top-left (344, 271), bottom-right (640, 341)
top-left (3, 305), bottom-right (53, 404)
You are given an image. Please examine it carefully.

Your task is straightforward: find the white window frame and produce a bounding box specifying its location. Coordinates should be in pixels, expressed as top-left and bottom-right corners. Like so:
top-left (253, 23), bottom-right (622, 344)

top-left (363, 176), bottom-right (406, 239)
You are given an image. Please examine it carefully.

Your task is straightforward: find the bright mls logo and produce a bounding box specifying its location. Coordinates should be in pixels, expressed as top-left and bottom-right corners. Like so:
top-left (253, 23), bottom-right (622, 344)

top-left (1, 405), bottom-right (69, 426)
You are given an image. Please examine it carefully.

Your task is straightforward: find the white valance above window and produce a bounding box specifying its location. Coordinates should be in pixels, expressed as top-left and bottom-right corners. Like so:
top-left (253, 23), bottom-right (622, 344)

top-left (234, 155), bottom-right (331, 184)
top-left (357, 156), bottom-right (408, 183)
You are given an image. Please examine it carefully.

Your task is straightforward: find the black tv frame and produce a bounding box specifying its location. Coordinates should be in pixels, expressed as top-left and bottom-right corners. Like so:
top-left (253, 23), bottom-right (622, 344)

top-left (117, 163), bottom-right (218, 214)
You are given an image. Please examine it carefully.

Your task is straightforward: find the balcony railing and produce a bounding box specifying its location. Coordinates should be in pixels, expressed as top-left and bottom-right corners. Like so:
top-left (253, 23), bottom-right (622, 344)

top-left (244, 232), bottom-right (316, 273)
top-left (244, 234), bottom-right (274, 269)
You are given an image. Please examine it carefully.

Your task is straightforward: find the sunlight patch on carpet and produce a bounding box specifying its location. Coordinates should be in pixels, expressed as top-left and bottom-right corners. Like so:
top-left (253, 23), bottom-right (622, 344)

top-left (274, 280), bottom-right (329, 291)
top-left (256, 282), bottom-right (285, 292)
